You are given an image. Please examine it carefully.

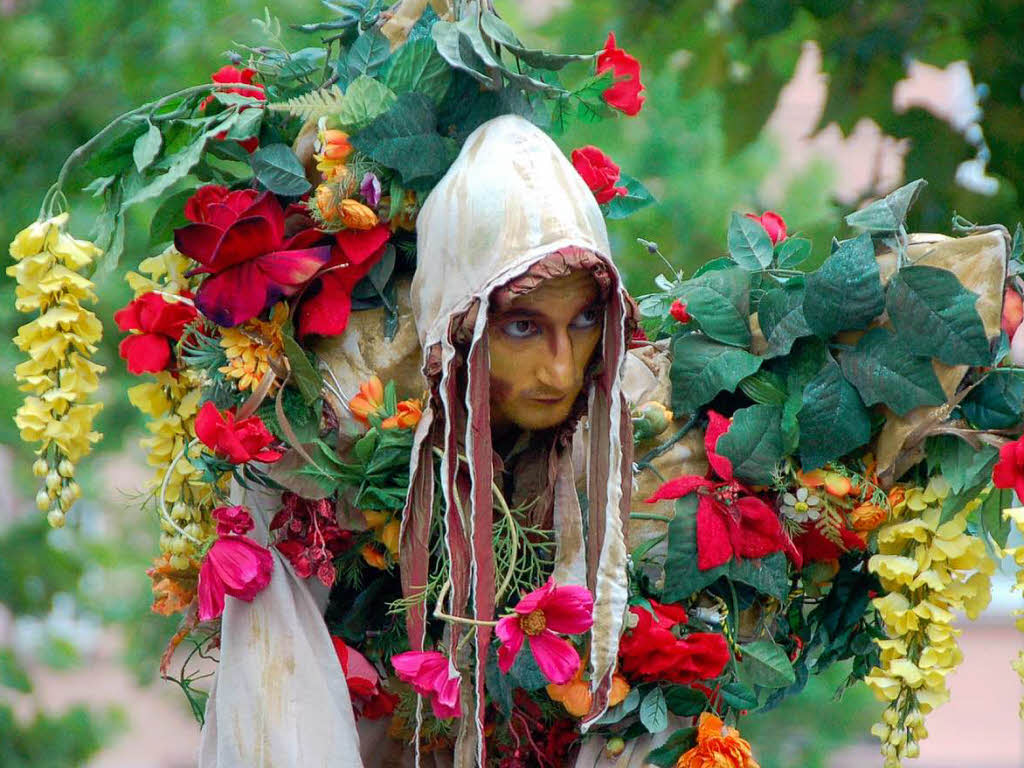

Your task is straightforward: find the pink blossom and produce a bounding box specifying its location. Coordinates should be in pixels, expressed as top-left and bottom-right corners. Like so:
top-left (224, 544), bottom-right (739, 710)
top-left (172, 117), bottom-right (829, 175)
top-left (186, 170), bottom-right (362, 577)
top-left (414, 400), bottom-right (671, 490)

top-left (197, 534), bottom-right (274, 621)
top-left (745, 211), bottom-right (787, 245)
top-left (212, 505), bottom-right (254, 536)
top-left (360, 172), bottom-right (382, 208)
top-left (495, 578), bottom-right (593, 684)
top-left (390, 650), bottom-right (461, 719)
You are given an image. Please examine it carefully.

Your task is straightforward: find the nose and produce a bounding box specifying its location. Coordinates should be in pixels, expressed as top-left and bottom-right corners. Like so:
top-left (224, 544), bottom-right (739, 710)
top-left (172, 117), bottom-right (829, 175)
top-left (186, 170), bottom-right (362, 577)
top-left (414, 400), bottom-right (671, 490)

top-left (536, 328), bottom-right (576, 393)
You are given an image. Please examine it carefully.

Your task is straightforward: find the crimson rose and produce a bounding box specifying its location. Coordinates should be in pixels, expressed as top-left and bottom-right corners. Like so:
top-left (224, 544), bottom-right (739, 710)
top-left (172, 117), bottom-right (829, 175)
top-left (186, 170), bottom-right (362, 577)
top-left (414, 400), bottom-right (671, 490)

top-left (571, 146), bottom-right (628, 205)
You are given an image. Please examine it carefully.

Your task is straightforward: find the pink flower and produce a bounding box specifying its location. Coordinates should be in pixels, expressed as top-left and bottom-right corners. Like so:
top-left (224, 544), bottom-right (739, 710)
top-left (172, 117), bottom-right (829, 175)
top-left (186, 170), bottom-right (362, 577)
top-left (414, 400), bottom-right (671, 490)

top-left (391, 650), bottom-right (461, 719)
top-left (197, 533), bottom-right (274, 621)
top-left (495, 578), bottom-right (594, 684)
top-left (332, 637), bottom-right (397, 720)
top-left (993, 435), bottom-right (1024, 500)
top-left (360, 172), bottom-right (382, 208)
top-left (212, 505), bottom-right (254, 536)
top-left (744, 211), bottom-right (787, 245)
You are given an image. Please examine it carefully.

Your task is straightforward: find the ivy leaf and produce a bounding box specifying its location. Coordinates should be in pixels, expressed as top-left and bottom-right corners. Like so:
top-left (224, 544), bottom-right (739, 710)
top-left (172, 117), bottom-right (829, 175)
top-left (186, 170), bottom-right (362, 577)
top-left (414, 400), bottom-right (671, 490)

top-left (339, 75), bottom-right (398, 132)
top-left (676, 267), bottom-right (751, 347)
top-left (605, 173), bottom-right (656, 220)
top-left (839, 328), bottom-right (946, 415)
top-left (646, 727), bottom-right (698, 768)
top-left (669, 335), bottom-right (763, 414)
top-left (757, 279), bottom-right (812, 357)
top-left (716, 404), bottom-right (784, 484)
top-left (775, 237), bottom-right (811, 269)
top-left (347, 29), bottom-right (391, 79)
top-left (961, 372), bottom-right (1024, 429)
top-left (639, 687), bottom-right (669, 734)
top-left (727, 211), bottom-right (774, 271)
top-left (802, 233), bottom-right (884, 338)
top-left (739, 641), bottom-right (796, 689)
top-left (132, 120), bottom-right (162, 173)
top-left (797, 354), bottom-right (871, 469)
top-left (250, 143), bottom-right (311, 197)
top-left (382, 38), bottom-right (452, 104)
top-left (886, 265), bottom-right (991, 366)
top-left (845, 179), bottom-right (927, 233)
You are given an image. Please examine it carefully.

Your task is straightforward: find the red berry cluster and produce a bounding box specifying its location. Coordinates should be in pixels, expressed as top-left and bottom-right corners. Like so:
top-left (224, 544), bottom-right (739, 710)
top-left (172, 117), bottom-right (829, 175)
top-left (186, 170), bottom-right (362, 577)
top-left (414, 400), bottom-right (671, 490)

top-left (270, 492), bottom-right (352, 587)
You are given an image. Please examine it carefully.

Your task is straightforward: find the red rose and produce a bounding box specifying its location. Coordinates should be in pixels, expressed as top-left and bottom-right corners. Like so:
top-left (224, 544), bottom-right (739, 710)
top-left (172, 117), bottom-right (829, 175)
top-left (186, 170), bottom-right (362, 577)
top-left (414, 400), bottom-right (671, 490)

top-left (993, 435), bottom-right (1024, 499)
top-left (596, 32), bottom-right (645, 116)
top-left (114, 292), bottom-right (198, 374)
top-left (174, 189), bottom-right (332, 327)
top-left (670, 299), bottom-right (692, 324)
top-left (194, 401), bottom-right (283, 464)
top-left (745, 211), bottom-right (787, 245)
top-left (618, 601), bottom-right (729, 684)
top-left (199, 66), bottom-right (266, 153)
top-left (570, 146), bottom-right (628, 205)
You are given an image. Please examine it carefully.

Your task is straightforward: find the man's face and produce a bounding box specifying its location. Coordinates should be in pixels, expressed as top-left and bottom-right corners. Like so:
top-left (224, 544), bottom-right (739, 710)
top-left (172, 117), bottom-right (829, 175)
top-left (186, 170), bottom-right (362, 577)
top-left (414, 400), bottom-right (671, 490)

top-left (487, 271), bottom-right (604, 433)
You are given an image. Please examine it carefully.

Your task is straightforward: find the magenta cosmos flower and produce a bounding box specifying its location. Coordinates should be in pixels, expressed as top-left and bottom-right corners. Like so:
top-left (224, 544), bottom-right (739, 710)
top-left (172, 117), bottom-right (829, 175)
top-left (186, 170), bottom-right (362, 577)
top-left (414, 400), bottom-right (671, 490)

top-left (390, 650), bottom-right (461, 719)
top-left (496, 578), bottom-right (594, 684)
top-left (197, 515), bottom-right (274, 622)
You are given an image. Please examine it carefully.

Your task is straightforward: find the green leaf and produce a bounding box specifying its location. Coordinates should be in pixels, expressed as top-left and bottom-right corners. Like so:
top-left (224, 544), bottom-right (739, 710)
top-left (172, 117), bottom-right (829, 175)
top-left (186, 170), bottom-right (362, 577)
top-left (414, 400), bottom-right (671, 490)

top-left (797, 354), bottom-right (871, 469)
top-left (84, 119), bottom-right (147, 176)
top-left (738, 369), bottom-right (787, 405)
top-left (646, 728), bottom-right (697, 768)
top-left (339, 75), bottom-right (398, 132)
top-left (222, 106), bottom-right (263, 140)
top-left (757, 280), bottom-right (812, 357)
top-left (347, 29), bottom-right (391, 79)
top-left (676, 267), bottom-right (750, 347)
top-left (508, 646), bottom-right (549, 691)
top-left (926, 436), bottom-right (999, 495)
top-left (149, 188), bottom-right (195, 245)
top-left (431, 20), bottom-right (494, 86)
top-left (727, 211), bottom-right (774, 270)
top-left (739, 641), bottom-right (796, 689)
top-left (716, 404), bottom-right (784, 484)
top-left (250, 143), bottom-right (312, 197)
top-left (278, 47), bottom-right (327, 81)
top-left (961, 372), bottom-right (1024, 429)
top-left (0, 648), bottom-right (31, 693)
top-left (121, 131), bottom-right (211, 210)
top-left (132, 121), bottom-right (162, 173)
top-left (382, 38), bottom-right (452, 104)
top-left (640, 688), bottom-right (669, 734)
top-left (802, 233), bottom-right (884, 337)
top-left (885, 265), bottom-right (990, 366)
top-left (729, 551), bottom-right (790, 600)
top-left (720, 681), bottom-right (758, 710)
top-left (605, 173), bottom-right (656, 220)
top-left (663, 685), bottom-right (708, 717)
top-left (839, 328), bottom-right (946, 415)
top-left (978, 487), bottom-right (1012, 549)
top-left (479, 11), bottom-right (594, 71)
top-left (775, 237), bottom-right (811, 269)
top-left (670, 335), bottom-right (762, 414)
top-left (845, 179), bottom-right (927, 233)
top-left (572, 71), bottom-right (616, 123)
top-left (282, 333), bottom-right (322, 405)
top-left (939, 454), bottom-right (998, 525)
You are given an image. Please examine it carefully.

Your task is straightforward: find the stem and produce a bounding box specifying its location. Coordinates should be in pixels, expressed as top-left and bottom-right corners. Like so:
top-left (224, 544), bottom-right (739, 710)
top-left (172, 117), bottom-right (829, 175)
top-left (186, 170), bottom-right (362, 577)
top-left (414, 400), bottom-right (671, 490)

top-left (629, 512), bottom-right (672, 522)
top-left (635, 411), bottom-right (701, 470)
top-left (433, 579), bottom-right (499, 627)
top-left (159, 439), bottom-right (202, 545)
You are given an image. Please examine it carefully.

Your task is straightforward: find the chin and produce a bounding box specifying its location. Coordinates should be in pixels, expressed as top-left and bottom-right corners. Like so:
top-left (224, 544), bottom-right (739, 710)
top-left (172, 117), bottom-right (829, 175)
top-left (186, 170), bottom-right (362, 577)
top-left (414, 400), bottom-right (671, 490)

top-left (508, 403), bottom-right (576, 432)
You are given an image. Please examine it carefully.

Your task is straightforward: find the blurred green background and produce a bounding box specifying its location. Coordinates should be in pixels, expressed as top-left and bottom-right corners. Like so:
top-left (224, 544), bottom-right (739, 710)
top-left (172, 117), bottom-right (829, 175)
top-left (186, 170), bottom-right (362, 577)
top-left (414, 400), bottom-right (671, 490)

top-left (0, 0), bottom-right (1020, 764)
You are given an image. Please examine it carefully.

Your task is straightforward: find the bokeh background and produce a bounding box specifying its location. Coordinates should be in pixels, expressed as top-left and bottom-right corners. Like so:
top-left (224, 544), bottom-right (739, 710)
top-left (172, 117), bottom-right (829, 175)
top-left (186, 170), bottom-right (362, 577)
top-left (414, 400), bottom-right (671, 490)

top-left (1, 0), bottom-right (1022, 765)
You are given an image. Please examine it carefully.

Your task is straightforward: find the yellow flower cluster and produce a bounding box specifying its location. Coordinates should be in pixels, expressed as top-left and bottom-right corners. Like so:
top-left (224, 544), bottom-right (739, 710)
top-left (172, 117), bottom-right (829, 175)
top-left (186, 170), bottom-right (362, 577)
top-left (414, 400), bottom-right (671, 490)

top-left (126, 245), bottom-right (193, 297)
top-left (219, 302), bottom-right (286, 392)
top-left (865, 477), bottom-right (994, 767)
top-left (1003, 506), bottom-right (1024, 718)
top-left (8, 214), bottom-right (106, 528)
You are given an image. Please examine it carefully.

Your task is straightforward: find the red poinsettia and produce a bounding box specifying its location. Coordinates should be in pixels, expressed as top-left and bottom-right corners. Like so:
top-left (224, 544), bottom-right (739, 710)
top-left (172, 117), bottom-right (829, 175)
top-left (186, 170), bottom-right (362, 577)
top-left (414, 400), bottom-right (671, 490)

top-left (331, 637), bottom-right (398, 720)
top-left (618, 601), bottom-right (729, 685)
top-left (596, 32), bottom-right (646, 116)
top-left (570, 146), bottom-right (628, 205)
top-left (200, 65), bottom-right (266, 153)
top-left (174, 187), bottom-right (332, 327)
top-left (194, 401), bottom-right (283, 464)
top-left (993, 434), bottom-right (1024, 499)
top-left (294, 223), bottom-right (391, 338)
top-left (745, 211), bottom-right (787, 245)
top-left (114, 292), bottom-right (198, 374)
top-left (647, 411), bottom-right (801, 571)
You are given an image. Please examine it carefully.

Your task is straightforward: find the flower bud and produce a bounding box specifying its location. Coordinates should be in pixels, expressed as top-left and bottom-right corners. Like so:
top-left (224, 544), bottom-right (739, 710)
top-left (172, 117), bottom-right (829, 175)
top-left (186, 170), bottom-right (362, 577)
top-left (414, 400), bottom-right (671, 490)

top-left (882, 708), bottom-right (899, 726)
top-left (603, 738), bottom-right (625, 759)
top-left (59, 486), bottom-right (77, 507)
top-left (184, 523), bottom-right (202, 539)
top-left (32, 458), bottom-right (49, 478)
top-left (633, 401), bottom-right (673, 440)
top-left (45, 470), bottom-right (62, 493)
top-left (66, 481), bottom-right (81, 500)
top-left (57, 459), bottom-right (74, 477)
top-left (47, 509), bottom-right (66, 528)
top-left (170, 554), bottom-right (189, 570)
top-left (36, 489), bottom-right (52, 511)
top-left (339, 198), bottom-right (379, 230)
top-left (905, 742), bottom-right (920, 758)
top-left (171, 502), bottom-right (189, 520)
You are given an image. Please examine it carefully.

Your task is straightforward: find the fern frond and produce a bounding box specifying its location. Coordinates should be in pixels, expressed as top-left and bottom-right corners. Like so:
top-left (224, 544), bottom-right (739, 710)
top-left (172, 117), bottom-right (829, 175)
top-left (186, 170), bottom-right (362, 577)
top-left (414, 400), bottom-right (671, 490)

top-left (815, 505), bottom-right (846, 548)
top-left (267, 85), bottom-right (345, 121)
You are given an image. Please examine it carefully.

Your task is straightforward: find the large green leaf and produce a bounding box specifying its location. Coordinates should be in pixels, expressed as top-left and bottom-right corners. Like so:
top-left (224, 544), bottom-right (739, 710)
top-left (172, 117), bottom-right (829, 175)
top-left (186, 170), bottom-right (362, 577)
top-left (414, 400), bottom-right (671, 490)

top-left (282, 333), bottom-right (323, 405)
top-left (775, 237), bottom-right (811, 269)
top-left (727, 211), bottom-right (774, 271)
top-left (845, 179), bottom-right (927, 233)
top-left (605, 173), bottom-right (656, 220)
top-left (757, 279), bottom-right (812, 357)
top-left (338, 75), bottom-right (398, 132)
top-left (716, 404), bottom-right (784, 484)
top-left (382, 38), bottom-right (452, 104)
top-left (663, 685), bottom-right (708, 717)
top-left (670, 335), bottom-right (762, 413)
top-left (346, 29), bottom-right (391, 79)
top-left (797, 355), bottom-right (871, 469)
top-left (719, 681), bottom-right (758, 710)
top-left (350, 93), bottom-right (455, 185)
top-left (779, 338), bottom-right (827, 454)
top-left (479, 11), bottom-right (594, 71)
top-left (739, 641), bottom-right (796, 689)
top-left (640, 688), bottom-right (669, 734)
top-left (250, 143), bottom-right (311, 197)
top-left (431, 20), bottom-right (494, 86)
top-left (978, 487), bottom-right (1012, 549)
top-left (961, 372), bottom-right (1024, 429)
top-left (148, 187), bottom-right (194, 245)
top-left (676, 267), bottom-right (751, 347)
top-left (121, 131), bottom-right (209, 209)
top-left (839, 327), bottom-right (946, 415)
top-left (886, 265), bottom-right (991, 366)
top-left (646, 728), bottom-right (697, 768)
top-left (802, 233), bottom-right (884, 337)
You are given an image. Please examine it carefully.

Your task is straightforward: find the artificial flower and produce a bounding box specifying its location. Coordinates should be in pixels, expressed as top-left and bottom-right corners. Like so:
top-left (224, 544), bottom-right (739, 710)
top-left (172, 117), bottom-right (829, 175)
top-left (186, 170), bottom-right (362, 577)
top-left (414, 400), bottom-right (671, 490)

top-left (595, 32), bottom-right (645, 116)
top-left (363, 510), bottom-right (401, 556)
top-left (495, 578), bottom-right (594, 684)
top-left (390, 650), bottom-right (462, 719)
top-left (361, 543), bottom-right (389, 570)
top-left (199, 65), bottom-right (265, 153)
top-left (212, 504), bottom-right (254, 536)
top-left (114, 291), bottom-right (198, 374)
top-left (670, 299), bottom-right (692, 324)
top-left (993, 434), bottom-right (1024, 500)
top-left (174, 188), bottom-right (332, 327)
top-left (779, 487), bottom-right (821, 522)
top-left (570, 145), bottom-right (628, 204)
top-left (360, 172), bottom-right (382, 207)
top-left (676, 712), bottom-right (760, 768)
top-left (1002, 288), bottom-right (1023, 337)
top-left (545, 662), bottom-right (629, 718)
top-left (797, 468), bottom-right (853, 498)
top-left (314, 128), bottom-right (352, 182)
top-left (339, 199), bottom-right (379, 230)
top-left (147, 552), bottom-right (198, 616)
top-left (197, 530), bottom-right (274, 621)
top-left (618, 601), bottom-right (729, 684)
top-left (194, 401), bottom-right (283, 464)
top-left (332, 637), bottom-right (397, 720)
top-left (271, 493), bottom-right (351, 585)
top-left (851, 502), bottom-right (887, 532)
top-left (218, 302), bottom-right (286, 392)
top-left (744, 211), bottom-right (787, 245)
top-left (349, 376), bottom-right (386, 424)
top-left (381, 399), bottom-right (423, 430)
top-left (647, 411), bottom-right (801, 571)
top-left (792, 523), bottom-right (865, 564)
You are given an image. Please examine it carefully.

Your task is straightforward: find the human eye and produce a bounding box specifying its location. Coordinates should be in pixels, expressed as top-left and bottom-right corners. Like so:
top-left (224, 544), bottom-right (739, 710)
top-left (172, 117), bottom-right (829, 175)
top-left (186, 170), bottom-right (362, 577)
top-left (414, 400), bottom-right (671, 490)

top-left (569, 306), bottom-right (602, 330)
top-left (502, 319), bottom-right (539, 339)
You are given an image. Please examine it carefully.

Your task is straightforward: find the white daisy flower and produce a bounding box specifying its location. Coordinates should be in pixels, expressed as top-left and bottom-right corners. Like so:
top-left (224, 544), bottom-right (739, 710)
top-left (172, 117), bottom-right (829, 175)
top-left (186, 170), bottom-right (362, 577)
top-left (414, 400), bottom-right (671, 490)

top-left (781, 487), bottom-right (822, 521)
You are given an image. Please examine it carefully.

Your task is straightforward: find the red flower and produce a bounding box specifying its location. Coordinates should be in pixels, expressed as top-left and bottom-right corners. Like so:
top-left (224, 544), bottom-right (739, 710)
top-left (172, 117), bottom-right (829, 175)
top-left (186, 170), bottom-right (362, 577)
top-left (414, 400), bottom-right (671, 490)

top-left (570, 146), bottom-right (628, 205)
top-left (331, 637), bottom-right (397, 720)
top-left (647, 411), bottom-right (801, 571)
top-left (114, 292), bottom-right (198, 374)
top-left (670, 299), bottom-right (692, 324)
top-left (618, 601), bottom-right (729, 684)
top-left (993, 435), bottom-right (1024, 499)
top-left (194, 401), bottom-right (283, 464)
top-left (596, 32), bottom-right (645, 116)
top-left (197, 531), bottom-right (274, 621)
top-left (294, 224), bottom-right (391, 338)
top-left (391, 650), bottom-right (461, 719)
top-left (270, 493), bottom-right (352, 585)
top-left (792, 523), bottom-right (865, 564)
top-left (744, 211), bottom-right (787, 245)
top-left (200, 66), bottom-right (266, 153)
top-left (212, 505), bottom-right (255, 536)
top-left (174, 188), bottom-right (332, 327)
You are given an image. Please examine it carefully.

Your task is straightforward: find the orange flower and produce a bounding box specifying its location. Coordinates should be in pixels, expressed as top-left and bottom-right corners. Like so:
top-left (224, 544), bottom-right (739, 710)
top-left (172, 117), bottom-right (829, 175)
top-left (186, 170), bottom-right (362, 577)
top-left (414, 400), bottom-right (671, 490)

top-left (315, 129), bottom-right (352, 182)
top-left (364, 509), bottom-right (400, 556)
top-left (547, 664), bottom-right (630, 718)
top-left (887, 486), bottom-right (906, 509)
top-left (850, 502), bottom-right (887, 532)
top-left (340, 199), bottom-right (379, 230)
top-left (798, 469), bottom-right (852, 498)
top-left (349, 376), bottom-right (385, 423)
top-left (147, 552), bottom-right (198, 616)
top-left (381, 399), bottom-right (423, 430)
top-left (676, 712), bottom-right (760, 768)
top-left (361, 543), bottom-right (389, 569)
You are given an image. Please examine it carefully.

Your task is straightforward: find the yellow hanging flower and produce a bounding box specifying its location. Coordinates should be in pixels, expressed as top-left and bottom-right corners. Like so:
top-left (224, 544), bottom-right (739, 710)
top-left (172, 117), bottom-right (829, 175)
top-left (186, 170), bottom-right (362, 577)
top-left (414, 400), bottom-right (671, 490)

top-left (219, 302), bottom-right (287, 392)
top-left (1004, 506), bottom-right (1024, 718)
top-left (8, 213), bottom-right (105, 528)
